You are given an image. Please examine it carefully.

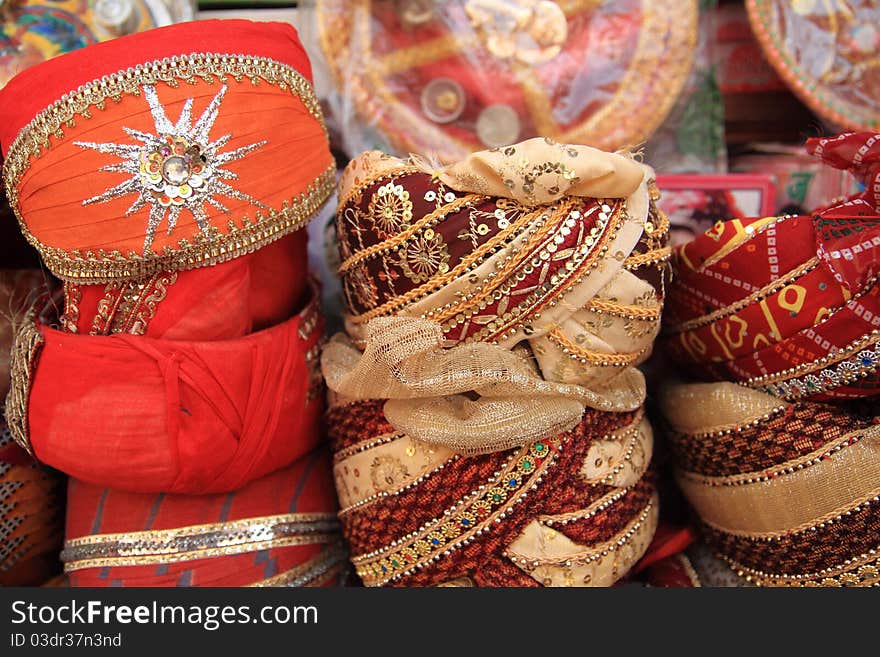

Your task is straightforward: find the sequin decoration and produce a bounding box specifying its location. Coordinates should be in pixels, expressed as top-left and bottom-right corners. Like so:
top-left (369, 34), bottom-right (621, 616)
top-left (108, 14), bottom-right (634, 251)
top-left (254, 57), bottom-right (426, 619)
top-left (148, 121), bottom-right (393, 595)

top-left (75, 84), bottom-right (268, 253)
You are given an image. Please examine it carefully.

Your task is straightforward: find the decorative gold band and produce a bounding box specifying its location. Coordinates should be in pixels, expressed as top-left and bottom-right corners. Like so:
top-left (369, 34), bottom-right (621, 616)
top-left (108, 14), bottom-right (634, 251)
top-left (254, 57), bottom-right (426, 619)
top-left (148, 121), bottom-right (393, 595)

top-left (677, 425), bottom-right (880, 534)
top-left (62, 513), bottom-right (340, 572)
top-left (4, 305), bottom-right (44, 456)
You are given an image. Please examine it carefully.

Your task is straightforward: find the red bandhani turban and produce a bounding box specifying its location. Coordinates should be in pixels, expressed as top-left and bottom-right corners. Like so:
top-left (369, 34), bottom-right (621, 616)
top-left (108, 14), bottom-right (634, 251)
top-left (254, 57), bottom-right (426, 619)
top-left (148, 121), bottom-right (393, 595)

top-left (324, 138), bottom-right (670, 586)
top-left (662, 136), bottom-right (880, 401)
top-left (0, 20), bottom-right (343, 586)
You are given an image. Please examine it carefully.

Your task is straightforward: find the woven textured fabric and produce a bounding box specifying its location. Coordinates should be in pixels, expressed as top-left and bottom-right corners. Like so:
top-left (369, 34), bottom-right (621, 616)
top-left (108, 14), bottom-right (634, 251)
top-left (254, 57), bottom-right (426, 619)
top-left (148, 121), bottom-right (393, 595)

top-left (0, 424), bottom-right (64, 585)
top-left (325, 138), bottom-right (668, 586)
top-left (660, 380), bottom-right (880, 586)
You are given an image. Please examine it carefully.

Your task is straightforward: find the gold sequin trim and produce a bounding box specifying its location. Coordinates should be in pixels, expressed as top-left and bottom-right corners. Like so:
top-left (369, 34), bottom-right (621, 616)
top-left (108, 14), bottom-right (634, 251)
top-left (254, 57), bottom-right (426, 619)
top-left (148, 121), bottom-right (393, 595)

top-left (3, 53), bottom-right (333, 284)
top-left (61, 512), bottom-right (340, 572)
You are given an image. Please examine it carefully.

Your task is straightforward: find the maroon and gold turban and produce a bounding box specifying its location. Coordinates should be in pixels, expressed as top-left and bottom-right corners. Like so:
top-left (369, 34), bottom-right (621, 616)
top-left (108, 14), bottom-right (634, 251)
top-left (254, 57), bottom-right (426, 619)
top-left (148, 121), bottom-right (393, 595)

top-left (323, 138), bottom-right (671, 586)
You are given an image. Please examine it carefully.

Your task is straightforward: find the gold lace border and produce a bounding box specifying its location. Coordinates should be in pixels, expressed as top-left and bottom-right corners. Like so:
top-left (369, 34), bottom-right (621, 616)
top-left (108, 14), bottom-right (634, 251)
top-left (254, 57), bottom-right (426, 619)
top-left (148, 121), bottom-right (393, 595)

top-left (720, 548), bottom-right (880, 587)
top-left (4, 305), bottom-right (44, 457)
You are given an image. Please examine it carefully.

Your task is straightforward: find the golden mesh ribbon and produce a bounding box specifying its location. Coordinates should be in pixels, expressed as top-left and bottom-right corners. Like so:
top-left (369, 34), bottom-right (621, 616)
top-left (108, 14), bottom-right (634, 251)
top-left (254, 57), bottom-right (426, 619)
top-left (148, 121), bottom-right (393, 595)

top-left (321, 315), bottom-right (645, 454)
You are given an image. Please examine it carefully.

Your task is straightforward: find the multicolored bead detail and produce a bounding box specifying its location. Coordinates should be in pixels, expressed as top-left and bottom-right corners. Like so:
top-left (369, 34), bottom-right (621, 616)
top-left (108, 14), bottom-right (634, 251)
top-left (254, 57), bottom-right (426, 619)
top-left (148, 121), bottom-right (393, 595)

top-left (352, 439), bottom-right (556, 585)
top-left (752, 331), bottom-right (880, 399)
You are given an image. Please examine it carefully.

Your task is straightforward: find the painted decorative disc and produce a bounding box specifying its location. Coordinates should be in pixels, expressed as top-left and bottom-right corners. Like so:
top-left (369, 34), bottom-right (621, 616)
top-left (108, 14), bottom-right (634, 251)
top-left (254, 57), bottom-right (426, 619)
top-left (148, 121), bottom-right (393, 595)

top-left (747, 0), bottom-right (880, 130)
top-left (0, 0), bottom-right (174, 89)
top-left (317, 0), bottom-right (698, 161)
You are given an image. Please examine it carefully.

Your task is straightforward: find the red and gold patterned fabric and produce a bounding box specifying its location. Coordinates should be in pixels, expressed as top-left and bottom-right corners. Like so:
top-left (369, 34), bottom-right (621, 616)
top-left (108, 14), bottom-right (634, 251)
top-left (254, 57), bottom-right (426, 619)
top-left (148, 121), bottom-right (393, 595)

top-left (660, 382), bottom-right (880, 587)
top-left (1, 20), bottom-right (343, 586)
top-left (662, 135), bottom-right (880, 401)
top-left (316, 0), bottom-right (697, 160)
top-left (324, 138), bottom-right (669, 586)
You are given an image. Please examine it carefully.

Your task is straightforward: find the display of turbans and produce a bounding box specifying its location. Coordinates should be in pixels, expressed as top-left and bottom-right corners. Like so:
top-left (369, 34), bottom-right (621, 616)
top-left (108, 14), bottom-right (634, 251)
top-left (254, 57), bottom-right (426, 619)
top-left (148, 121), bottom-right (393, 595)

top-left (0, 20), bottom-right (346, 586)
top-left (659, 132), bottom-right (880, 587)
top-left (315, 0), bottom-right (698, 160)
top-left (321, 137), bottom-right (671, 586)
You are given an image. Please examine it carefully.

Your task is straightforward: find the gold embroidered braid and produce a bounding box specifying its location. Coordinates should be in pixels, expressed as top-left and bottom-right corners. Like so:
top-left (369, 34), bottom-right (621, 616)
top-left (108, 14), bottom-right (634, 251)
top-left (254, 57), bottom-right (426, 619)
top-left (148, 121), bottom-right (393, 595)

top-left (479, 201), bottom-right (628, 344)
top-left (585, 297), bottom-right (662, 321)
top-left (431, 199), bottom-right (578, 325)
top-left (624, 246), bottom-right (672, 269)
top-left (4, 305), bottom-right (44, 456)
top-left (339, 193), bottom-right (486, 274)
top-left (547, 328), bottom-right (651, 367)
top-left (350, 203), bottom-right (547, 325)
top-left (337, 165), bottom-right (422, 211)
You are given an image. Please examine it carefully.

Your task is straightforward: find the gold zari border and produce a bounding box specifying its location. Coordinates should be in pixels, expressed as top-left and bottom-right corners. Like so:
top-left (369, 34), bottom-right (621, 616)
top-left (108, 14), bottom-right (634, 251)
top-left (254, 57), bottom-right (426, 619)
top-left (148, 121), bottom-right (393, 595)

top-left (2, 54), bottom-right (334, 284)
top-left (249, 544), bottom-right (349, 587)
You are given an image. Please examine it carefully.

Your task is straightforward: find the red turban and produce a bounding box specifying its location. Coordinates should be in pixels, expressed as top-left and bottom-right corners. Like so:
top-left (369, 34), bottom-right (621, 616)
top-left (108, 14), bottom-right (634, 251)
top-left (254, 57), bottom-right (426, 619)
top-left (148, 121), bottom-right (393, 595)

top-left (1, 20), bottom-right (344, 586)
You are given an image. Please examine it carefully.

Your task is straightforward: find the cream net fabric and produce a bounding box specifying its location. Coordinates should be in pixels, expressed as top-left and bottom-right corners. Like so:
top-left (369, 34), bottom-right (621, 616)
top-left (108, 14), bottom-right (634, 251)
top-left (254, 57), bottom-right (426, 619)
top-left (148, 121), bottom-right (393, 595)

top-left (322, 317), bottom-right (644, 454)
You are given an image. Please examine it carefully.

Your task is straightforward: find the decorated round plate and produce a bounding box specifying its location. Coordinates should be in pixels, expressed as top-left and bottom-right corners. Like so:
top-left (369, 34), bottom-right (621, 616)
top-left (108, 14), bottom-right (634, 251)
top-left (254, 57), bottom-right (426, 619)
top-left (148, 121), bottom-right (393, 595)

top-left (746, 0), bottom-right (880, 130)
top-left (0, 0), bottom-right (177, 89)
top-left (317, 0), bottom-right (698, 161)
